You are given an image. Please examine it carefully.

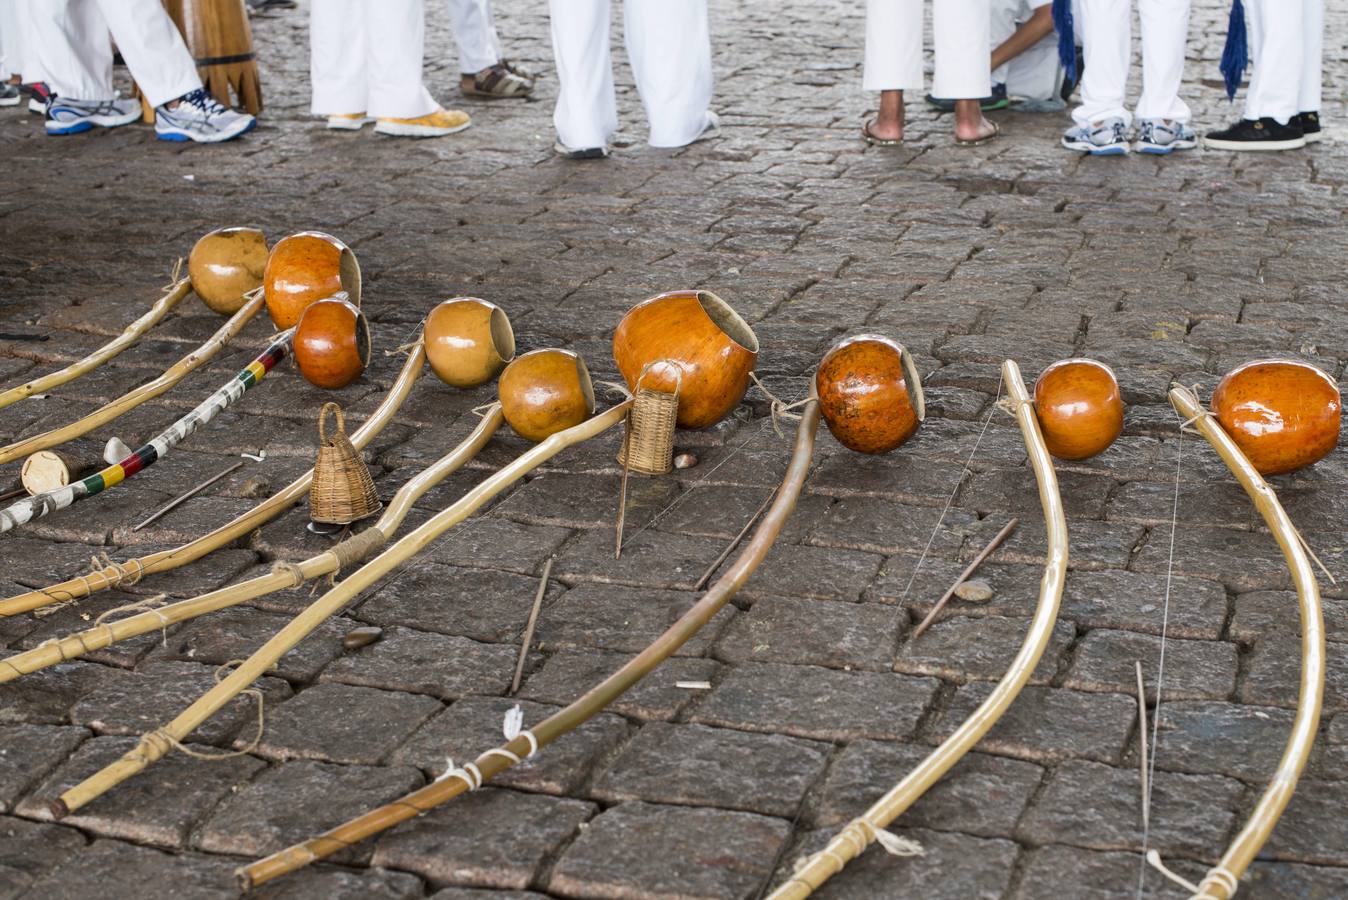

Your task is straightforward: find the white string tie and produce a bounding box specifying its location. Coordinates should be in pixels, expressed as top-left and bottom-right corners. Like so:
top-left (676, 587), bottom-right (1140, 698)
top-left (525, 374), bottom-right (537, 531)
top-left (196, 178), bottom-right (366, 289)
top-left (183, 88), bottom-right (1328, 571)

top-left (1146, 851), bottom-right (1238, 898)
top-left (435, 759), bottom-right (483, 790)
top-left (1146, 850), bottom-right (1202, 894)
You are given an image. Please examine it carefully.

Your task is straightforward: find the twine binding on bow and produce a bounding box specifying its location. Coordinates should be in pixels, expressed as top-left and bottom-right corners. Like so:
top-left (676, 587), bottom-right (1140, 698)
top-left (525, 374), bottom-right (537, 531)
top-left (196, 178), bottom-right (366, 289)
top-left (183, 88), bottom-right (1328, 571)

top-left (787, 817), bottom-right (924, 890)
top-left (131, 659), bottom-right (266, 763)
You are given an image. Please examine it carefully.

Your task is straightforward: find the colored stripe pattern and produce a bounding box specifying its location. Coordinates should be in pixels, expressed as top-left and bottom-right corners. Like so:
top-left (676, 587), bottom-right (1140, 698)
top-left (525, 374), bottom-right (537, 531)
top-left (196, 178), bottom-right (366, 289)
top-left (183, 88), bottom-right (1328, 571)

top-left (0, 331), bottom-right (294, 535)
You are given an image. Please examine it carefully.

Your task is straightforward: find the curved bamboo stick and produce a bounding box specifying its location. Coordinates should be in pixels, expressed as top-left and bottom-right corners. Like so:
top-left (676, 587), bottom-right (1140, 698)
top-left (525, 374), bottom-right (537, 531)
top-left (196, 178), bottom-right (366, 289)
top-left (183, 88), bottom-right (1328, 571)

top-left (239, 393), bottom-right (822, 889)
top-left (53, 399), bottom-right (634, 817)
top-left (1163, 384), bottom-right (1324, 900)
top-left (0, 276), bottom-right (192, 411)
top-left (0, 405), bottom-right (504, 683)
top-left (769, 359), bottom-right (1067, 899)
top-left (0, 344), bottom-right (427, 617)
top-left (0, 330), bottom-right (293, 535)
top-left (0, 290), bottom-right (264, 467)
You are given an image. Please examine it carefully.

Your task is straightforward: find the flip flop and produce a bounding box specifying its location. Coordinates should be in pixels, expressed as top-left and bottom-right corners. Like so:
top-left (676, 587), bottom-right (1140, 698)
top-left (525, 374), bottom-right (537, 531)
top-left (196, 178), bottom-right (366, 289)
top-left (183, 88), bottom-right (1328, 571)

top-left (955, 120), bottom-right (1000, 147)
top-left (861, 119), bottom-right (903, 146)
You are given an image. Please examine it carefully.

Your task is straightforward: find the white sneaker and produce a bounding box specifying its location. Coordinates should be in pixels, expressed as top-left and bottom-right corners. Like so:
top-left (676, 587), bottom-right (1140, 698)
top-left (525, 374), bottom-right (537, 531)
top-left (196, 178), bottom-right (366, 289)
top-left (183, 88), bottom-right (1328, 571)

top-left (373, 107), bottom-right (471, 138)
top-left (45, 96), bottom-right (142, 135)
top-left (327, 113), bottom-right (374, 131)
top-left (155, 88), bottom-right (256, 143)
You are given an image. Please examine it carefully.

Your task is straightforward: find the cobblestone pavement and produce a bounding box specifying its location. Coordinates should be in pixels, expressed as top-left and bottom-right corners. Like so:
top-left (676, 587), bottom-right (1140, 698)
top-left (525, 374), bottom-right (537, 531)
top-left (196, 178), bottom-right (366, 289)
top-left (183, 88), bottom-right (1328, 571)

top-left (2, 1), bottom-right (1348, 898)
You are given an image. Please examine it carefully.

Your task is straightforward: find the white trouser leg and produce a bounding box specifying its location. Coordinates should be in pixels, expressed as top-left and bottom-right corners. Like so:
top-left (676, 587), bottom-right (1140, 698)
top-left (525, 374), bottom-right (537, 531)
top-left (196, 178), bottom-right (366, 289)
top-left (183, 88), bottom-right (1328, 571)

top-left (96, 0), bottom-right (199, 107)
top-left (1004, 33), bottom-right (1061, 101)
top-left (625, 0), bottom-right (711, 147)
top-left (1135, 0), bottom-right (1189, 122)
top-left (310, 0), bottom-right (366, 115)
top-left (933, 0), bottom-right (990, 98)
top-left (989, 0), bottom-right (1020, 87)
top-left (549, 0), bottom-right (615, 149)
top-left (0, 0), bottom-right (18, 80)
top-left (364, 0), bottom-right (437, 118)
top-left (862, 0), bottom-right (922, 92)
top-left (15, 0), bottom-right (45, 83)
top-left (1298, 0), bottom-right (1322, 115)
top-left (27, 0), bottom-right (114, 100)
top-left (1243, 0), bottom-right (1301, 124)
top-left (445, 0), bottom-right (501, 74)
top-left (1072, 0), bottom-right (1131, 126)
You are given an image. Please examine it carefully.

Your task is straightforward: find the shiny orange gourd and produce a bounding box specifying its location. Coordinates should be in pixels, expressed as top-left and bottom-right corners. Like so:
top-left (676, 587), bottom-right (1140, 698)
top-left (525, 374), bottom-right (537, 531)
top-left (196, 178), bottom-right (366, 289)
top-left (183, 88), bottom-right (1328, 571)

top-left (425, 298), bottom-right (516, 389)
top-left (263, 231), bottom-right (362, 329)
top-left (293, 296), bottom-right (370, 389)
top-left (815, 334), bottom-right (924, 454)
top-left (498, 349), bottom-right (595, 442)
top-left (612, 290), bottom-right (758, 430)
top-left (1033, 358), bottom-right (1123, 460)
top-left (188, 227), bottom-right (269, 315)
top-left (1211, 359), bottom-right (1341, 476)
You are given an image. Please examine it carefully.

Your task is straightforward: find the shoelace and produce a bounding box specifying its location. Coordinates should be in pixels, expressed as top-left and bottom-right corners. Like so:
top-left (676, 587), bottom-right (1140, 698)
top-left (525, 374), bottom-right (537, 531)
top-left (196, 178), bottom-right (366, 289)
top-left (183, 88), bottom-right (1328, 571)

top-left (178, 88), bottom-right (227, 116)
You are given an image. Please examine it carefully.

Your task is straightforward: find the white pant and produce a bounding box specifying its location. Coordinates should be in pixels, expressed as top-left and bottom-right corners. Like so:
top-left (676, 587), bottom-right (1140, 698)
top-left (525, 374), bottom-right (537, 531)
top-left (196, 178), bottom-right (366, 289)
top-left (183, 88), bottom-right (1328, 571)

top-left (26, 0), bottom-right (199, 106)
top-left (991, 0), bottom-right (1060, 101)
top-left (863, 0), bottom-right (991, 99)
top-left (446, 0), bottom-right (500, 75)
top-left (1072, 0), bottom-right (1190, 127)
top-left (0, 0), bottom-right (20, 81)
top-left (310, 0), bottom-right (437, 119)
top-left (549, 0), bottom-right (713, 150)
top-left (1243, 0), bottom-right (1321, 124)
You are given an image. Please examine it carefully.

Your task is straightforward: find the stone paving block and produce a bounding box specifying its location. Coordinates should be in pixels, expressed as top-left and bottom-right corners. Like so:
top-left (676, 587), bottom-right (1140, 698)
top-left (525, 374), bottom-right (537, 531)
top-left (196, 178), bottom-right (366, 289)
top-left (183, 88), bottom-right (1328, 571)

top-left (353, 563), bottom-right (564, 644)
top-left (320, 625), bottom-right (517, 700)
top-left (422, 515), bottom-right (573, 578)
top-left (1107, 479), bottom-right (1254, 530)
top-left (22, 839), bottom-right (238, 900)
top-left (962, 468), bottom-right (1116, 520)
top-left (895, 616), bottom-right (1073, 685)
top-left (196, 759), bottom-right (424, 865)
top-left (971, 515), bottom-right (1144, 571)
top-left (252, 866), bottom-right (424, 900)
top-left (1017, 759), bottom-right (1243, 858)
top-left (1132, 525), bottom-right (1293, 591)
top-left (692, 662), bottom-right (941, 742)
top-left (549, 800), bottom-right (790, 900)
top-left (1242, 635), bottom-right (1348, 712)
top-left (1262, 779), bottom-right (1348, 866)
top-left (1245, 859), bottom-right (1348, 898)
top-left (806, 498), bottom-right (971, 557)
top-left (15, 589), bottom-right (175, 670)
top-left (0, 660), bottom-right (129, 727)
top-left (0, 723), bottom-right (87, 813)
top-left (931, 684), bottom-right (1135, 765)
top-left (1060, 570), bottom-right (1228, 640)
top-left (372, 787), bottom-right (595, 890)
top-left (494, 472), bottom-right (681, 531)
top-left (557, 527), bottom-right (725, 591)
top-left (1229, 589), bottom-right (1348, 644)
top-left (146, 605), bottom-right (348, 683)
top-left (714, 596), bottom-right (902, 671)
top-left (592, 722), bottom-right (830, 817)
top-left (654, 486), bottom-right (830, 545)
top-left (248, 682), bottom-right (442, 764)
top-left (430, 891), bottom-right (548, 900)
top-left (517, 650), bottom-right (721, 722)
top-left (1065, 629), bottom-right (1238, 700)
top-left (1012, 844), bottom-right (1204, 899)
top-left (0, 815), bottom-right (86, 898)
top-left (16, 734), bottom-right (264, 848)
top-left (392, 696), bottom-right (631, 796)
top-left (738, 542), bottom-right (885, 603)
top-left (806, 452), bottom-right (971, 506)
top-left (1149, 700), bottom-right (1295, 780)
top-left (72, 660), bottom-right (290, 747)
top-left (808, 742), bottom-right (1042, 837)
top-left (779, 826), bottom-right (1018, 900)
top-left (533, 582), bottom-right (734, 657)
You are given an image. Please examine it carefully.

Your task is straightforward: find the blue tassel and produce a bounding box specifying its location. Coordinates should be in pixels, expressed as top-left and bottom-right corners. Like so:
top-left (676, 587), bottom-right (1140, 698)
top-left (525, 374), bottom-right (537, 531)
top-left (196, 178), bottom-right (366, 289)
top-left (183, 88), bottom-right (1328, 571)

top-left (1219, 0), bottom-right (1248, 100)
top-left (1052, 0), bottom-right (1077, 83)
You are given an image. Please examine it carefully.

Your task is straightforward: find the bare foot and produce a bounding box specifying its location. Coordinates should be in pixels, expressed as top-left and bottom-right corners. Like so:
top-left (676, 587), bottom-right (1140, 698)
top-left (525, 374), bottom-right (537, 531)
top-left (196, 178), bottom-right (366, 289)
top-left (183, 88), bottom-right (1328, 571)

top-left (953, 99), bottom-right (996, 143)
top-left (868, 89), bottom-right (905, 141)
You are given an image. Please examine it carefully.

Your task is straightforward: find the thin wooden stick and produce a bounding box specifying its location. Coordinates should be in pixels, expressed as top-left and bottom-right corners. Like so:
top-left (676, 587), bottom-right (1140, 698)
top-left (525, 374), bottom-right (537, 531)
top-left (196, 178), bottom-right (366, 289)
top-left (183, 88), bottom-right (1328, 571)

top-left (774, 360), bottom-right (1067, 900)
top-left (0, 407), bottom-right (504, 685)
top-left (238, 395), bottom-right (821, 889)
top-left (0, 274), bottom-right (191, 411)
top-left (1136, 660), bottom-right (1150, 833)
top-left (510, 557), bottom-right (553, 695)
top-left (910, 517), bottom-right (1018, 639)
top-left (0, 485), bottom-right (24, 503)
top-left (132, 461), bottom-right (244, 532)
top-left (53, 400), bottom-right (633, 818)
top-left (694, 489), bottom-right (776, 591)
top-left (0, 343), bottom-right (427, 618)
top-left (615, 413), bottom-right (633, 559)
top-left (1159, 384), bottom-right (1325, 900)
top-left (0, 289), bottom-right (264, 467)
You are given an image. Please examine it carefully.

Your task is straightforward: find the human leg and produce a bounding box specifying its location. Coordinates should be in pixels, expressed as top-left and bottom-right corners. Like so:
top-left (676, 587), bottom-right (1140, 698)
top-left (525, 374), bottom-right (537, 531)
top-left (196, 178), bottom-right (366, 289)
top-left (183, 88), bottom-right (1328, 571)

top-left (862, 0), bottom-right (921, 141)
top-left (625, 0), bottom-right (713, 148)
top-left (549, 0), bottom-right (615, 152)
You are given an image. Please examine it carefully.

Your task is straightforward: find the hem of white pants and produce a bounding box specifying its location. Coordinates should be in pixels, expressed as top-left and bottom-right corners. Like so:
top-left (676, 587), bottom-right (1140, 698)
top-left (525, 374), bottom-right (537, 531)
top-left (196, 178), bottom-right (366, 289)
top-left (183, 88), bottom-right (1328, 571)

top-left (647, 111), bottom-right (712, 148)
top-left (1243, 107), bottom-right (1297, 126)
top-left (1072, 106), bottom-right (1132, 128)
top-left (862, 80), bottom-right (925, 93)
top-left (458, 55), bottom-right (501, 76)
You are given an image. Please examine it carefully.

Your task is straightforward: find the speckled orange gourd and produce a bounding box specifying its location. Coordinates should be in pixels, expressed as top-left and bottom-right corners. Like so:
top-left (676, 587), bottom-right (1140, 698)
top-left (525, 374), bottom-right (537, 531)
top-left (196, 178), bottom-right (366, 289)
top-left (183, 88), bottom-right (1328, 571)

top-left (294, 297), bottom-right (370, 389)
top-left (1212, 359), bottom-right (1341, 476)
top-left (263, 231), bottom-right (361, 329)
top-left (1033, 358), bottom-right (1123, 460)
top-left (815, 334), bottom-right (923, 454)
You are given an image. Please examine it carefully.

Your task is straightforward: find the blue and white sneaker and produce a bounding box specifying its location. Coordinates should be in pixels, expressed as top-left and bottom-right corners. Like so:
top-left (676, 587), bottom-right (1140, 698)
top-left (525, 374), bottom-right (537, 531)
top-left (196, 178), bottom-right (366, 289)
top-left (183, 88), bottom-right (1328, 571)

top-left (45, 96), bottom-right (141, 135)
top-left (1061, 117), bottom-right (1129, 155)
top-left (155, 88), bottom-right (256, 143)
top-left (1136, 119), bottom-right (1197, 155)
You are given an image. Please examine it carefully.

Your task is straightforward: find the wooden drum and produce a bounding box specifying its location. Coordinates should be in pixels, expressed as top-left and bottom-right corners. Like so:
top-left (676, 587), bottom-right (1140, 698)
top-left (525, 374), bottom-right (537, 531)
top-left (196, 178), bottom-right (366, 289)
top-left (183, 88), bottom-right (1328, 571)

top-left (139, 0), bottom-right (263, 121)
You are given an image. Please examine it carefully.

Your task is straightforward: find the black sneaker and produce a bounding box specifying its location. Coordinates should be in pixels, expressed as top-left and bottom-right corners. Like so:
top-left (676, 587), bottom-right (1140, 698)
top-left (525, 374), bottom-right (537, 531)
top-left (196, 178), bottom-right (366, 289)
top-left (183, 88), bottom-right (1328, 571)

top-left (1299, 111), bottom-right (1322, 144)
top-left (1204, 117), bottom-right (1305, 152)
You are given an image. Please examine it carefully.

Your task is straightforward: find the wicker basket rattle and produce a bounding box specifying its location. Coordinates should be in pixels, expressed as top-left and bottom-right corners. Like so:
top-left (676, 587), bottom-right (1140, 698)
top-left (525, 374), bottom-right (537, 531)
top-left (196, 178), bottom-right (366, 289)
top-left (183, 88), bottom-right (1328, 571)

top-left (617, 365), bottom-right (681, 476)
top-left (310, 402), bottom-right (380, 524)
